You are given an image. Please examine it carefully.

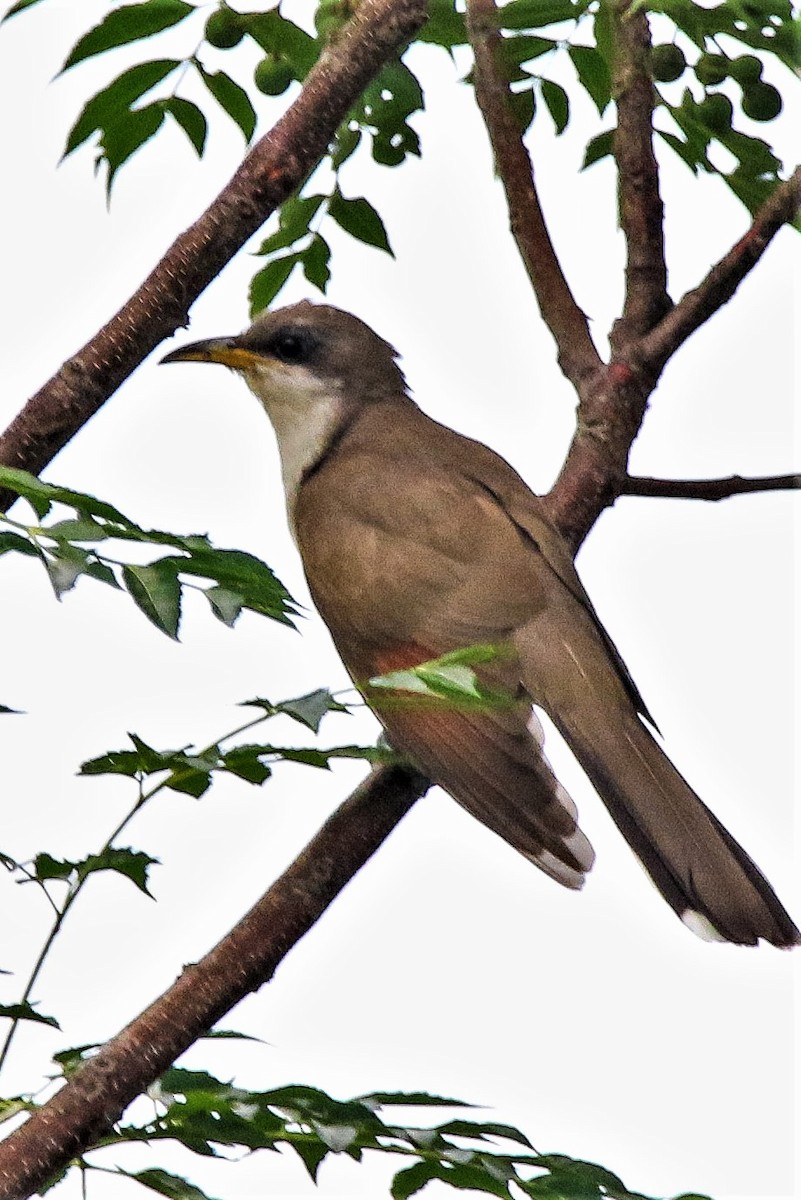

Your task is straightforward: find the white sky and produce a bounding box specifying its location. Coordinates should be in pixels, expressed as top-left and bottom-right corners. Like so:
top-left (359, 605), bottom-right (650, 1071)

top-left (0, 3), bottom-right (798, 1199)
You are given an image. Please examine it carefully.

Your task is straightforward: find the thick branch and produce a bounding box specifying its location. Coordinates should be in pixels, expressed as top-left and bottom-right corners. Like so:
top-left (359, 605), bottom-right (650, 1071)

top-left (542, 359), bottom-right (654, 551)
top-left (622, 472), bottom-right (801, 501)
top-left (611, 1), bottom-right (671, 340)
top-left (466, 0), bottom-right (601, 390)
top-left (545, 169), bottom-right (801, 551)
top-left (0, 764), bottom-right (430, 1200)
top-left (0, 0), bottom-right (427, 513)
top-left (640, 167), bottom-right (801, 371)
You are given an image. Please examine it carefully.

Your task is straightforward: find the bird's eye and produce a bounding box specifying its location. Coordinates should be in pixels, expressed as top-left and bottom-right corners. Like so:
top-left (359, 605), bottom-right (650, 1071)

top-left (271, 332), bottom-right (308, 363)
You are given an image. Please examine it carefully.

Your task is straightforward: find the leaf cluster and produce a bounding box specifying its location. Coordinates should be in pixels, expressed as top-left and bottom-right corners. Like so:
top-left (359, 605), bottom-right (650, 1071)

top-left (0, 467), bottom-right (296, 640)
top-left (1, 1064), bottom-right (714, 1200)
top-left (4, 0), bottom-right (796, 305)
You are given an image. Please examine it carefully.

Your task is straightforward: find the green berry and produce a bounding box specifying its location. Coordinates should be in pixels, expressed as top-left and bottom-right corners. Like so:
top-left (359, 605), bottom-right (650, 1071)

top-left (742, 81), bottom-right (782, 121)
top-left (651, 44), bottom-right (687, 83)
top-left (695, 53), bottom-right (729, 87)
top-left (204, 8), bottom-right (244, 49)
top-left (729, 54), bottom-right (763, 85)
top-left (697, 92), bottom-right (733, 133)
top-left (254, 54), bottom-right (293, 96)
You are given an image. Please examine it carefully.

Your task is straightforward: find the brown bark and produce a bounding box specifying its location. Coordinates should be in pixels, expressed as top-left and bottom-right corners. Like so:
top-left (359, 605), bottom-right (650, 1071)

top-left (610, 0), bottom-right (671, 342)
top-left (622, 473), bottom-right (801, 502)
top-left (465, 0), bottom-right (602, 392)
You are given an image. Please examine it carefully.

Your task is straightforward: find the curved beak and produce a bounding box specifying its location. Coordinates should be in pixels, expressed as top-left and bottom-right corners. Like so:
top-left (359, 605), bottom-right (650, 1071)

top-left (161, 337), bottom-right (263, 370)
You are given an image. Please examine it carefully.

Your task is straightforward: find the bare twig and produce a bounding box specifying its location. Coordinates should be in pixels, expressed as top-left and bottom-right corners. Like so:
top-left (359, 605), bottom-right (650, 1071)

top-left (640, 167), bottom-right (801, 370)
top-left (0, 0), bottom-right (427, 513)
top-left (466, 0), bottom-right (602, 391)
top-left (622, 472), bottom-right (801, 501)
top-left (611, 0), bottom-right (671, 341)
top-left (0, 764), bottom-right (430, 1200)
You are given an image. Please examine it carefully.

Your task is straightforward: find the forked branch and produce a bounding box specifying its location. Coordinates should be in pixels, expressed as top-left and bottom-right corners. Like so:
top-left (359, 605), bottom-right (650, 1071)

top-left (640, 166), bottom-right (801, 370)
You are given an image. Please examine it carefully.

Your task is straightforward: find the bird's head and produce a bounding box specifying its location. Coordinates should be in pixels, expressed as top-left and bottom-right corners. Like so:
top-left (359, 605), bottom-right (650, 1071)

top-left (161, 300), bottom-right (407, 414)
top-left (162, 301), bottom-right (409, 516)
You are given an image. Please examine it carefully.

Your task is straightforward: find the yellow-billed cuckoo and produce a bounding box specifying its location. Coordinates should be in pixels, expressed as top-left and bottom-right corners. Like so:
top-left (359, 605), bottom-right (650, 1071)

top-left (162, 301), bottom-right (799, 948)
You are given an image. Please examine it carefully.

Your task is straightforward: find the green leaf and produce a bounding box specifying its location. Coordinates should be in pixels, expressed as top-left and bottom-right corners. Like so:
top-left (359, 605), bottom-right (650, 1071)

top-left (199, 1029), bottom-right (264, 1041)
top-left (166, 546), bottom-right (297, 625)
top-left (391, 1159), bottom-right (509, 1199)
top-left (540, 78), bottom-right (569, 133)
top-left (3, 0), bottom-right (48, 17)
top-left (277, 688), bottom-right (349, 733)
top-left (65, 58), bottom-right (179, 155)
top-left (568, 45), bottom-right (611, 114)
top-left (122, 560), bottom-right (182, 638)
top-left (195, 64), bottom-right (256, 142)
top-left (32, 848), bottom-right (157, 894)
top-left (419, 0), bottom-right (469, 48)
top-left (362, 1091), bottom-right (475, 1108)
top-left (79, 749), bottom-right (145, 777)
top-left (302, 234), bottom-right (332, 291)
top-left (164, 96), bottom-right (207, 156)
top-left (102, 103), bottom-right (166, 192)
top-left (255, 193), bottom-right (327, 256)
top-left (62, 1), bottom-right (194, 71)
top-left (290, 1137), bottom-right (329, 1182)
top-left (331, 121), bottom-right (362, 169)
top-left (499, 0), bottom-right (578, 29)
top-left (0, 1002), bottom-right (59, 1030)
top-left (369, 645), bottom-right (512, 707)
top-left (42, 545), bottom-right (89, 598)
top-left (46, 516), bottom-right (109, 542)
top-left (117, 1168), bottom-right (220, 1200)
top-left (220, 746), bottom-right (272, 785)
top-left (249, 253), bottom-right (302, 315)
top-left (0, 468), bottom-right (134, 525)
top-left (0, 531), bottom-right (39, 557)
top-left (33, 853), bottom-right (75, 883)
top-left (581, 129), bottom-right (614, 169)
top-left (81, 558), bottom-right (122, 588)
top-left (76, 847), bottom-right (159, 894)
top-left (329, 194), bottom-right (393, 254)
top-left (245, 9), bottom-right (318, 75)
top-left (205, 585), bottom-right (244, 627)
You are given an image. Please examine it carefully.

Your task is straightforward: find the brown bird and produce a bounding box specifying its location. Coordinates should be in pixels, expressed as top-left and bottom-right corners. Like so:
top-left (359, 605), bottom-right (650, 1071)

top-left (162, 301), bottom-right (799, 948)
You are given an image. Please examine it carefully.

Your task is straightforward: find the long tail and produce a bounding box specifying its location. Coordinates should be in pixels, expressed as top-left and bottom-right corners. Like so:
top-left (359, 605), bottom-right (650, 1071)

top-left (516, 619), bottom-right (800, 947)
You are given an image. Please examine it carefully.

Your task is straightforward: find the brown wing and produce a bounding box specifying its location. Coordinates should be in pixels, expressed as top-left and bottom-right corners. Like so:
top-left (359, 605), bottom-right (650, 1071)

top-left (294, 400), bottom-right (595, 886)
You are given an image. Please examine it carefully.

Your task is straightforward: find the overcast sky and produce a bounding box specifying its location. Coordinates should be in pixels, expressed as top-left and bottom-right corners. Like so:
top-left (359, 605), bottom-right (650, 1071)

top-left (0, 3), bottom-right (798, 1199)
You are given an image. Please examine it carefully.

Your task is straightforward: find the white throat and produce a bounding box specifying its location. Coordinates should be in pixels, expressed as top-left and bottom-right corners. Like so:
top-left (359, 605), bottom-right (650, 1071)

top-left (243, 361), bottom-right (345, 534)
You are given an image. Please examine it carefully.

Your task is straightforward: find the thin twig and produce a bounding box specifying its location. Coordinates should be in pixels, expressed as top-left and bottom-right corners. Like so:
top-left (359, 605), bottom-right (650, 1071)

top-left (465, 0), bottom-right (602, 391)
top-left (640, 166), bottom-right (801, 370)
top-left (0, 763), bottom-right (430, 1199)
top-left (622, 472), bottom-right (801, 501)
top-left (611, 0), bottom-right (671, 341)
top-left (0, 0), bottom-right (428, 513)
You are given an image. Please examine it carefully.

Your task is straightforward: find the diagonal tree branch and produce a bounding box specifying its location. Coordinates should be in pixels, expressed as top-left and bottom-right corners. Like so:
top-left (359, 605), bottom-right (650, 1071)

top-left (639, 166), bottom-right (801, 371)
top-left (465, 0), bottom-right (602, 392)
top-left (0, 0), bottom-right (427, 513)
top-left (611, 0), bottom-right (672, 342)
top-left (622, 472), bottom-right (801, 501)
top-left (0, 764), bottom-right (430, 1200)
